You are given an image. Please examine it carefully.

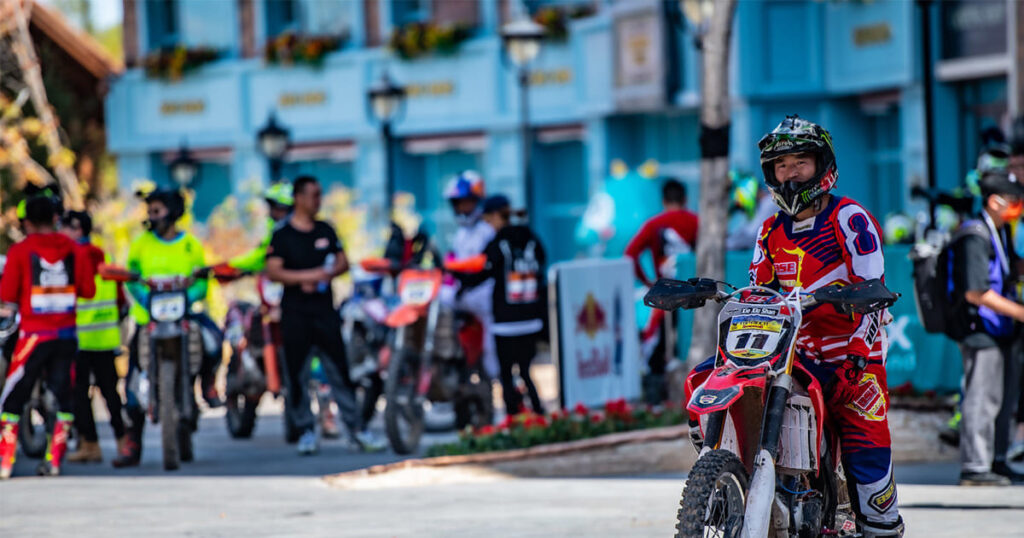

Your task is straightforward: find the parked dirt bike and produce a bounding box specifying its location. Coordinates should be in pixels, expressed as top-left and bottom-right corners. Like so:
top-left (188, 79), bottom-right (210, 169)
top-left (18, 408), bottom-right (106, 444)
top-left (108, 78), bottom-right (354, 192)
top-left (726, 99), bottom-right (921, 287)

top-left (340, 271), bottom-right (389, 429)
top-left (644, 277), bottom-right (898, 538)
top-left (221, 273), bottom-right (288, 439)
top-left (220, 271), bottom-right (337, 442)
top-left (100, 264), bottom-right (207, 471)
top-left (0, 309), bottom-right (57, 460)
top-left (360, 255), bottom-right (494, 455)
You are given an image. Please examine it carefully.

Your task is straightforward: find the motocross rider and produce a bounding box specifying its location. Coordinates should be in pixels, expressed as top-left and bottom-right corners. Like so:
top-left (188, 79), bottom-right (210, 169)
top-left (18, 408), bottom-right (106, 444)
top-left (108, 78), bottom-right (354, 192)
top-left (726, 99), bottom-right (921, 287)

top-left (748, 116), bottom-right (904, 536)
top-left (0, 195), bottom-right (96, 479)
top-left (113, 188), bottom-right (209, 468)
top-left (443, 170), bottom-right (499, 380)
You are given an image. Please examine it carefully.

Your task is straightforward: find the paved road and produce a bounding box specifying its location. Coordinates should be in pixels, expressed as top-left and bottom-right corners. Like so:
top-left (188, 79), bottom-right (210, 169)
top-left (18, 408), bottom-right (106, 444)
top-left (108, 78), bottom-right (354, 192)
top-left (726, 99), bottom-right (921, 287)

top-left (2, 404), bottom-right (1023, 537)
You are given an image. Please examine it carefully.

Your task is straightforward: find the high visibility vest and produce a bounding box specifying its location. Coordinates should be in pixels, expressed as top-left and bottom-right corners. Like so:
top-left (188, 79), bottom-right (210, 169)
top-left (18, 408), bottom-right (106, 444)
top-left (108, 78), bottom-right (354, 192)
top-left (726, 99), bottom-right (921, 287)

top-left (77, 256), bottom-right (121, 351)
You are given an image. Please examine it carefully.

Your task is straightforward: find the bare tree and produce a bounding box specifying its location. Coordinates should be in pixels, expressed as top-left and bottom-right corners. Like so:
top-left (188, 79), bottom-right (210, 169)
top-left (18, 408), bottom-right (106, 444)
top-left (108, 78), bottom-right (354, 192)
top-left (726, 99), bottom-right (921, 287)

top-left (0, 0), bottom-right (83, 210)
top-left (687, 0), bottom-right (738, 368)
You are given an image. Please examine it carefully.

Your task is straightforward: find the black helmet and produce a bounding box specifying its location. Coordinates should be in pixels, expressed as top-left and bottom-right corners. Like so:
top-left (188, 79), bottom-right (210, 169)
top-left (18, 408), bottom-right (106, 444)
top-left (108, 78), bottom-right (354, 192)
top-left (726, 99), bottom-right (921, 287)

top-left (758, 115), bottom-right (838, 216)
top-left (144, 188), bottom-right (186, 222)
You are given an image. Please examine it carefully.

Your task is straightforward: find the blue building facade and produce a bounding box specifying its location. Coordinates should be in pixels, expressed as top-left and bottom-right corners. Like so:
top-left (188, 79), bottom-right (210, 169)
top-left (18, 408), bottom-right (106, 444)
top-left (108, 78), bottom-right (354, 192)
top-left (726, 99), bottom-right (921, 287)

top-left (106, 0), bottom-right (1020, 259)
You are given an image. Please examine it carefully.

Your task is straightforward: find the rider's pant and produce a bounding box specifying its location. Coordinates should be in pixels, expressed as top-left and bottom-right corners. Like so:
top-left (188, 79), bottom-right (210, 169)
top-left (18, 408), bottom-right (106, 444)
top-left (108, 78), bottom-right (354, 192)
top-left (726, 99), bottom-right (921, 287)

top-left (0, 336), bottom-right (75, 416)
top-left (280, 307), bottom-right (361, 436)
top-left (72, 349), bottom-right (125, 441)
top-left (456, 282), bottom-right (498, 380)
top-left (193, 312), bottom-right (224, 384)
top-left (802, 352), bottom-right (900, 527)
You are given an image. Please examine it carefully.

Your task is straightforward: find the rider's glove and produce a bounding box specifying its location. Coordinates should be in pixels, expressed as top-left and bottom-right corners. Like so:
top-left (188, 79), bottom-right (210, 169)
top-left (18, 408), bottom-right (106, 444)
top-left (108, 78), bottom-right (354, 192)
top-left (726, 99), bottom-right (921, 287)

top-left (827, 354), bottom-right (868, 406)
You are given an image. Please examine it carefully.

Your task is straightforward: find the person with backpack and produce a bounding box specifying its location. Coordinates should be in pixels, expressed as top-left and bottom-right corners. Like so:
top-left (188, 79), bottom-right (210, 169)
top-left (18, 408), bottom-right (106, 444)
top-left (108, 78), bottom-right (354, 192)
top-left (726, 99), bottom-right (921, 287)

top-left (1008, 138), bottom-right (1024, 463)
top-left (949, 169), bottom-right (1024, 486)
top-left (450, 195), bottom-right (546, 415)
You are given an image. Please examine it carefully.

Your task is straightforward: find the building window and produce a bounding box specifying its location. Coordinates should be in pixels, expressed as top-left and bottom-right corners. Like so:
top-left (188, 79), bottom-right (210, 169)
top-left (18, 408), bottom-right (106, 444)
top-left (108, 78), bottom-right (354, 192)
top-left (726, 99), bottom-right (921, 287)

top-left (146, 0), bottom-right (179, 49)
top-left (392, 0), bottom-right (431, 27)
top-left (265, 0), bottom-right (300, 38)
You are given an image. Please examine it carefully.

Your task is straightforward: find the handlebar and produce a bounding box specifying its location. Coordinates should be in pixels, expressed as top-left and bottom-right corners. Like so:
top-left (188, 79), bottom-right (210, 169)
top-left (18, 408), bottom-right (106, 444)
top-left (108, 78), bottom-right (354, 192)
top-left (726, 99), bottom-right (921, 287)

top-left (99, 264), bottom-right (226, 288)
top-left (644, 277), bottom-right (899, 316)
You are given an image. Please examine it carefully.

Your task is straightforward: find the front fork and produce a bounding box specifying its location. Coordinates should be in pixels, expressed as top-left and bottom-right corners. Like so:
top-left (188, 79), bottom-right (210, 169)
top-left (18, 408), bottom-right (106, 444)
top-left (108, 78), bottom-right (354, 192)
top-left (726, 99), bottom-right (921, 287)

top-left (743, 372), bottom-right (793, 538)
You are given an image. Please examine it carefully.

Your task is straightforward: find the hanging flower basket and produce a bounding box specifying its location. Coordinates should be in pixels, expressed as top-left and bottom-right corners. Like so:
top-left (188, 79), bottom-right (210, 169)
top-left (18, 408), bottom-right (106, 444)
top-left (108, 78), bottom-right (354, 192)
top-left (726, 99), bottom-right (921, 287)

top-left (533, 5), bottom-right (597, 42)
top-left (389, 22), bottom-right (473, 60)
top-left (425, 398), bottom-right (688, 457)
top-left (143, 46), bottom-right (221, 81)
top-left (264, 32), bottom-right (345, 68)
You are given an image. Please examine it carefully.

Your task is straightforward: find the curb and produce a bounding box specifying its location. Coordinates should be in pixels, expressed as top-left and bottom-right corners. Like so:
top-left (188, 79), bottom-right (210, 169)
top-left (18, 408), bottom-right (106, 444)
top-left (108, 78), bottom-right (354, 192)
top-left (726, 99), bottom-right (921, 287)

top-left (323, 408), bottom-right (956, 488)
top-left (323, 424), bottom-right (690, 484)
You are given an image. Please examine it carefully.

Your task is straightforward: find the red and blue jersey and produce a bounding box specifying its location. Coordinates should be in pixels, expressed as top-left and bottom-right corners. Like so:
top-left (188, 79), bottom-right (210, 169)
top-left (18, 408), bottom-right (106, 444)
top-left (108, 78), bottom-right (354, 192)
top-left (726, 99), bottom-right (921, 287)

top-left (749, 196), bottom-right (888, 362)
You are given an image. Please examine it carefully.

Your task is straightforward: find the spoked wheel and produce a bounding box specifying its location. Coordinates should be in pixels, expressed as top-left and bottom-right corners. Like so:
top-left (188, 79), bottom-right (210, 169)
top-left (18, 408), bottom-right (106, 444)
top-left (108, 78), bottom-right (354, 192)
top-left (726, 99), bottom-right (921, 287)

top-left (178, 417), bottom-right (194, 463)
top-left (225, 391), bottom-right (258, 439)
top-left (18, 397), bottom-right (50, 459)
top-left (383, 350), bottom-right (425, 455)
top-left (455, 373), bottom-right (493, 431)
top-left (676, 450), bottom-right (748, 538)
top-left (158, 359), bottom-right (180, 471)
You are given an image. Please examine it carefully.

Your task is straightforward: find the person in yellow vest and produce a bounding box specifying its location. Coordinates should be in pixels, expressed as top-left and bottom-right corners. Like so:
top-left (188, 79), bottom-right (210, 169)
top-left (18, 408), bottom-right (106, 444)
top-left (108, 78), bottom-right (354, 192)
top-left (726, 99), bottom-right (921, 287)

top-left (60, 211), bottom-right (129, 463)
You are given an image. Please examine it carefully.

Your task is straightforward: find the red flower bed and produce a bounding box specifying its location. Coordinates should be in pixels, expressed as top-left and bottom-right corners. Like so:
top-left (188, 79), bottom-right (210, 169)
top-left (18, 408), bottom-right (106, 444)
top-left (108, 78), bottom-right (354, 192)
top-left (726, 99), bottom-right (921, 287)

top-left (425, 398), bottom-right (686, 457)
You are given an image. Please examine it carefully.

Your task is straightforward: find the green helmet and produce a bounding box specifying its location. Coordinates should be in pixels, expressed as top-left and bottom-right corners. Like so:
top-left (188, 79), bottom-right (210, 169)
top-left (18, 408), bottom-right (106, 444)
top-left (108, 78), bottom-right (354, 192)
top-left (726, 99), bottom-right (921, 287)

top-left (264, 182), bottom-right (294, 208)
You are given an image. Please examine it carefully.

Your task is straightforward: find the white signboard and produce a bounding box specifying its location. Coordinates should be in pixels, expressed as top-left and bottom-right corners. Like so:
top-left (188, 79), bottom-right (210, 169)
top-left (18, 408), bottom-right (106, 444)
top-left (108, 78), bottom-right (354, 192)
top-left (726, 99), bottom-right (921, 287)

top-left (550, 257), bottom-right (641, 408)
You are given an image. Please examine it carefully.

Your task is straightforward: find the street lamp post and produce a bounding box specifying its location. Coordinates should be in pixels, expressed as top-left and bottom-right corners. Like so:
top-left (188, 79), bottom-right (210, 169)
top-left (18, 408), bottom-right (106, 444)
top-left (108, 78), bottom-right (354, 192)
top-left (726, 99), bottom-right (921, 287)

top-left (257, 113), bottom-right (290, 183)
top-left (501, 15), bottom-right (545, 217)
top-left (168, 144), bottom-right (199, 189)
top-left (367, 71), bottom-right (407, 215)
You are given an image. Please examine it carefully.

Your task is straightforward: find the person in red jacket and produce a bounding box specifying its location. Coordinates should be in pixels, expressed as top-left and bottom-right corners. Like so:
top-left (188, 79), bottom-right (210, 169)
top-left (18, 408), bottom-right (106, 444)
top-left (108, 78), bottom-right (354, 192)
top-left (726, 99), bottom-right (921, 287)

top-left (0, 196), bottom-right (96, 479)
top-left (624, 178), bottom-right (698, 402)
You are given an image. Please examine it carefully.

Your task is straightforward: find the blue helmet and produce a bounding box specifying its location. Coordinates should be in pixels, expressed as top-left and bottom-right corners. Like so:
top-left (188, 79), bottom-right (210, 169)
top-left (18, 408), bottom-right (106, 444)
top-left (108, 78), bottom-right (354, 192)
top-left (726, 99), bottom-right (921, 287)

top-left (443, 170), bottom-right (486, 202)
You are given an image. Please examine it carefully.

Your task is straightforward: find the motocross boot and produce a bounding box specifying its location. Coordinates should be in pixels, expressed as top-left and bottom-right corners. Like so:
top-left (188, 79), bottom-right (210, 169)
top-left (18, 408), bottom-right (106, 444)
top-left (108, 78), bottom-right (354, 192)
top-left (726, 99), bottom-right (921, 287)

top-left (859, 516), bottom-right (905, 538)
top-left (112, 408), bottom-right (144, 468)
top-left (0, 413), bottom-right (20, 480)
top-left (37, 413), bottom-right (73, 477)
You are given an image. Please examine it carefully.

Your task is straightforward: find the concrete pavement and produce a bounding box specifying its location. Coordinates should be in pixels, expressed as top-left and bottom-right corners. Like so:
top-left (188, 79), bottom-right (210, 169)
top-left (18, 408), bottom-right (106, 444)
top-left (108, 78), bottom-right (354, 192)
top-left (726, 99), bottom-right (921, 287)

top-left (1, 401), bottom-right (1023, 537)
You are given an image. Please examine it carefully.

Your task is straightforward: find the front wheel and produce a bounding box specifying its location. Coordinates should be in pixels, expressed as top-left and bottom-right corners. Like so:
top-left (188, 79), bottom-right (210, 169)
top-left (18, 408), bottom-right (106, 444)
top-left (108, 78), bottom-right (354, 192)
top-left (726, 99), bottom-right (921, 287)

top-left (676, 449), bottom-right (748, 538)
top-left (225, 393), bottom-right (258, 439)
top-left (384, 350), bottom-right (424, 455)
top-left (158, 359), bottom-right (180, 471)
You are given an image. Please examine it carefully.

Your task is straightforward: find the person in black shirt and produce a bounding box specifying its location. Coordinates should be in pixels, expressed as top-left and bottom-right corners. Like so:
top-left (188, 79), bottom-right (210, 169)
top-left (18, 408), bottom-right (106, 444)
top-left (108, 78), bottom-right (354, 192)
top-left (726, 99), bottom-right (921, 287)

top-left (453, 195), bottom-right (546, 415)
top-left (950, 169), bottom-right (1024, 485)
top-left (266, 175), bottom-right (384, 454)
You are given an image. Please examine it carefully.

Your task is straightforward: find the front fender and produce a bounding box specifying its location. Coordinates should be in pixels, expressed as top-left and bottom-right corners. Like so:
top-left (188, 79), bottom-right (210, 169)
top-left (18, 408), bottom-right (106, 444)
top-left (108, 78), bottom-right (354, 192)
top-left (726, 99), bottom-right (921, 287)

top-left (687, 365), bottom-right (770, 414)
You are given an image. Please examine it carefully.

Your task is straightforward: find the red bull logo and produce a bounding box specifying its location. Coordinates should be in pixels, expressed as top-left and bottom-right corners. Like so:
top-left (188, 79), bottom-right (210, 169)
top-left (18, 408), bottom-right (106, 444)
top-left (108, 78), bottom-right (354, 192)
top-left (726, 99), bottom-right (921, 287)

top-left (576, 293), bottom-right (607, 340)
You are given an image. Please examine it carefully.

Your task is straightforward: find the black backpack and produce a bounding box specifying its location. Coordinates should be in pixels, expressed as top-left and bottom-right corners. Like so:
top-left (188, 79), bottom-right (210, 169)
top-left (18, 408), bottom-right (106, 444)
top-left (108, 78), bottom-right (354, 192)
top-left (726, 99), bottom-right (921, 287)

top-left (910, 222), bottom-right (989, 339)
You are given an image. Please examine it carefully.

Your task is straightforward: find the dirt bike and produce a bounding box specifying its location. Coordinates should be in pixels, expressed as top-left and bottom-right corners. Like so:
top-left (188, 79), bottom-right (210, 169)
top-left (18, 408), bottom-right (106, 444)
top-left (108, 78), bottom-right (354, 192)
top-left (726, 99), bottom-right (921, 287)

top-left (339, 271), bottom-right (389, 429)
top-left (100, 264), bottom-right (207, 471)
top-left (221, 273), bottom-right (286, 439)
top-left (644, 277), bottom-right (899, 538)
top-left (361, 255), bottom-right (494, 455)
top-left (219, 269), bottom-right (343, 442)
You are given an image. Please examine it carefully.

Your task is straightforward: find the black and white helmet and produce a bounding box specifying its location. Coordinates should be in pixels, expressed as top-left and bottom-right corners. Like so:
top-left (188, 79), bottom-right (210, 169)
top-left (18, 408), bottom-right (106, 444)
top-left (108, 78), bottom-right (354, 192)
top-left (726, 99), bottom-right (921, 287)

top-left (758, 115), bottom-right (838, 216)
